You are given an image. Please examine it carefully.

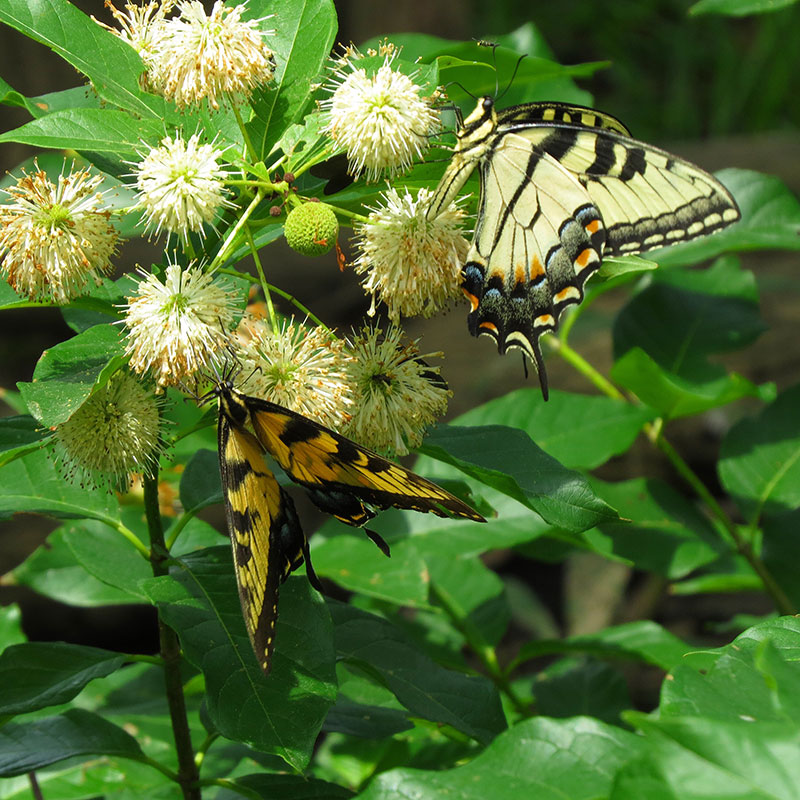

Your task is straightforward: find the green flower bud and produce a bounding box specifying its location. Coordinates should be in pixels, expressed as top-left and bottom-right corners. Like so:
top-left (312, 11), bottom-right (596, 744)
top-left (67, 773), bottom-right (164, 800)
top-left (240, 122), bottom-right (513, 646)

top-left (284, 202), bottom-right (339, 256)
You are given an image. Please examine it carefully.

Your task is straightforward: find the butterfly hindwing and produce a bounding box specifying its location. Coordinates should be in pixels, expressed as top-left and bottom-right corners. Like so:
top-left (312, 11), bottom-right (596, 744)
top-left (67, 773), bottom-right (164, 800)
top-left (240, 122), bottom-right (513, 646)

top-left (217, 394), bottom-right (315, 674)
top-left (429, 97), bottom-right (740, 398)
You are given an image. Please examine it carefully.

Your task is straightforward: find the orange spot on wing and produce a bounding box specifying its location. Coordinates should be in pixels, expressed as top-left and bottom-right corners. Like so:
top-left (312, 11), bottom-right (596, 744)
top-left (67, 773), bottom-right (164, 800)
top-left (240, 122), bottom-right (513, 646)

top-left (514, 264), bottom-right (526, 285)
top-left (462, 288), bottom-right (480, 311)
top-left (478, 321), bottom-right (499, 334)
top-left (536, 314), bottom-right (555, 326)
top-left (530, 255), bottom-right (544, 279)
top-left (575, 248), bottom-right (593, 268)
top-left (554, 288), bottom-right (574, 303)
top-left (585, 219), bottom-right (601, 234)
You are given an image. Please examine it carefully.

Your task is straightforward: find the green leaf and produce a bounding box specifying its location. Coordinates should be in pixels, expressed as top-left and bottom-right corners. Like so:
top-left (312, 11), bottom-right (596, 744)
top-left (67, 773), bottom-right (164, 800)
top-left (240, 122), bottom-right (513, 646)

top-left (426, 555), bottom-right (509, 648)
top-left (0, 448), bottom-right (121, 525)
top-left (215, 774), bottom-right (354, 800)
top-left (763, 511), bottom-right (800, 608)
top-left (434, 44), bottom-right (600, 108)
top-left (0, 416), bottom-right (46, 467)
top-left (0, 709), bottom-right (144, 777)
top-left (419, 425), bottom-right (619, 532)
top-left (331, 602), bottom-right (505, 745)
top-left (179, 448), bottom-right (222, 514)
top-left (323, 697), bottom-right (412, 739)
top-left (0, 642), bottom-right (125, 716)
top-left (454, 389), bottom-right (653, 470)
top-left (613, 257), bottom-right (765, 374)
top-left (0, 605), bottom-right (25, 650)
top-left (143, 548), bottom-right (336, 772)
top-left (64, 519), bottom-right (152, 601)
top-left (534, 660), bottom-right (630, 725)
top-left (586, 477), bottom-right (724, 578)
top-left (0, 761), bottom-right (129, 799)
top-left (611, 346), bottom-right (764, 418)
top-left (652, 169), bottom-right (800, 268)
top-left (597, 255), bottom-right (659, 279)
top-left (0, 109), bottom-right (165, 155)
top-left (690, 0), bottom-right (798, 16)
top-left (516, 620), bottom-right (693, 672)
top-left (355, 716), bottom-right (644, 800)
top-left (9, 523), bottom-right (140, 607)
top-left (246, 0), bottom-right (337, 159)
top-left (0, 0), bottom-right (166, 119)
top-left (312, 531), bottom-right (429, 607)
top-left (623, 712), bottom-right (800, 800)
top-left (660, 616), bottom-right (800, 722)
top-left (718, 384), bottom-right (800, 520)
top-left (17, 325), bottom-right (127, 428)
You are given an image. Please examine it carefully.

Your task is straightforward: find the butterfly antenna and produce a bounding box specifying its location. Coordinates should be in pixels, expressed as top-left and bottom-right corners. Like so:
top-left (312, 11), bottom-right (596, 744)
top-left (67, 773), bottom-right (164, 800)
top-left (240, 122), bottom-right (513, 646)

top-left (479, 40), bottom-right (501, 96)
top-left (443, 80), bottom-right (476, 104)
top-left (496, 52), bottom-right (527, 104)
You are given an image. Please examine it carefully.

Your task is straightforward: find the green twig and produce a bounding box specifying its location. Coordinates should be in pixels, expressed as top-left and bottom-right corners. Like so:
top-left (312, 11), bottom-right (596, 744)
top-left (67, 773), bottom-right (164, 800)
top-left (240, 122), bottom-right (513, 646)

top-left (144, 472), bottom-right (201, 800)
top-left (230, 102), bottom-right (258, 164)
top-left (165, 511), bottom-right (196, 551)
top-left (266, 283), bottom-right (333, 332)
top-left (431, 582), bottom-right (531, 717)
top-left (553, 339), bottom-right (625, 400)
top-left (217, 267), bottom-right (332, 332)
top-left (554, 334), bottom-right (796, 616)
top-left (113, 521), bottom-right (151, 560)
top-left (243, 222), bottom-right (277, 329)
top-left (648, 428), bottom-right (796, 615)
top-left (210, 188), bottom-right (265, 271)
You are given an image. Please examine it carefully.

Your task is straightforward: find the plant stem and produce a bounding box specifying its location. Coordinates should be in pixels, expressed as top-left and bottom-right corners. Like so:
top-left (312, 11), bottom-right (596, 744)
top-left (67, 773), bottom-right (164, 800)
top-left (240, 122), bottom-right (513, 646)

top-left (648, 427), bottom-right (795, 614)
top-left (555, 336), bottom-right (797, 616)
top-left (244, 223), bottom-right (277, 329)
top-left (265, 283), bottom-right (332, 332)
top-left (231, 102), bottom-right (257, 164)
top-left (554, 340), bottom-right (625, 400)
top-left (144, 472), bottom-right (201, 800)
top-left (431, 582), bottom-right (531, 717)
top-left (113, 521), bottom-right (151, 559)
top-left (217, 267), bottom-right (333, 331)
top-left (28, 774), bottom-right (43, 800)
top-left (211, 188), bottom-right (264, 270)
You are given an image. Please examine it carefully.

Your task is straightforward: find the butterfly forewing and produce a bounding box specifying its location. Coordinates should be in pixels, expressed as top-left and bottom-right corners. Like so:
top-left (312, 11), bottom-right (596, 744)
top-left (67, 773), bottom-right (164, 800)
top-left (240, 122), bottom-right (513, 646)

top-left (217, 397), bottom-right (309, 674)
top-left (431, 96), bottom-right (740, 398)
top-left (240, 392), bottom-right (485, 523)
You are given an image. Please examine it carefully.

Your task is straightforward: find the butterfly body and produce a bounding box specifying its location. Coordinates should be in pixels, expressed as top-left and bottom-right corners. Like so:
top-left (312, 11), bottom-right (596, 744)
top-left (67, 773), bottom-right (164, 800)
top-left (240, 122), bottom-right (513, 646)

top-left (213, 379), bottom-right (484, 673)
top-left (429, 96), bottom-right (741, 398)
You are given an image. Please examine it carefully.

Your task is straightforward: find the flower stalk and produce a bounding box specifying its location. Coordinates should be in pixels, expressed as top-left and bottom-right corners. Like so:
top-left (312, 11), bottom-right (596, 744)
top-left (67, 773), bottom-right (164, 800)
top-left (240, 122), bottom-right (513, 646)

top-left (144, 471), bottom-right (201, 800)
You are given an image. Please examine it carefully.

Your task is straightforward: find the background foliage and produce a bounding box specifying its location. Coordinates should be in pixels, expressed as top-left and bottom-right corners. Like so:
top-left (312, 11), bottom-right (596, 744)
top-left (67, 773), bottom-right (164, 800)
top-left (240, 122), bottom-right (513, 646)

top-left (1, 0), bottom-right (800, 798)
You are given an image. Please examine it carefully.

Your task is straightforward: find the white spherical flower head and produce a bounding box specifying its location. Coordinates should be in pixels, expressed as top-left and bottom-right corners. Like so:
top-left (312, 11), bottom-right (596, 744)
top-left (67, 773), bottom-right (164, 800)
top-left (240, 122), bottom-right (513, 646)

top-left (123, 261), bottom-right (239, 386)
top-left (154, 0), bottom-right (276, 109)
top-left (95, 1), bottom-right (171, 93)
top-left (0, 163), bottom-right (119, 303)
top-left (344, 325), bottom-right (451, 457)
top-left (322, 54), bottom-right (441, 182)
top-left (53, 371), bottom-right (161, 490)
top-left (132, 133), bottom-right (233, 241)
top-left (236, 316), bottom-right (354, 430)
top-left (354, 187), bottom-right (469, 321)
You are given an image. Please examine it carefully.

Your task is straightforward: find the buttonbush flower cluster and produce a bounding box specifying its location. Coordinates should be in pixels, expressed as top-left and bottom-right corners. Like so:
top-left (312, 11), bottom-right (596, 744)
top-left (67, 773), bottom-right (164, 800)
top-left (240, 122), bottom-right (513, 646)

top-left (1, 0), bottom-right (468, 527)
